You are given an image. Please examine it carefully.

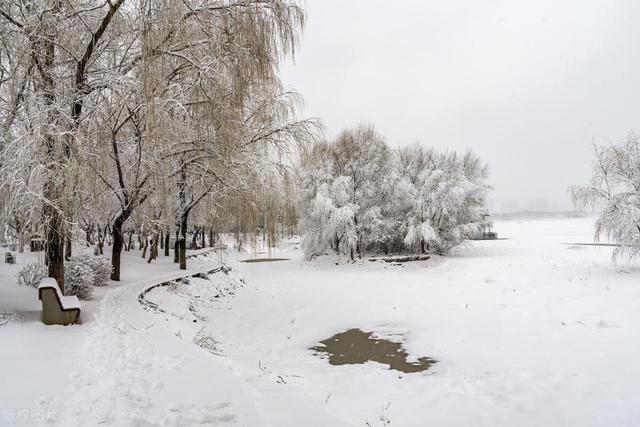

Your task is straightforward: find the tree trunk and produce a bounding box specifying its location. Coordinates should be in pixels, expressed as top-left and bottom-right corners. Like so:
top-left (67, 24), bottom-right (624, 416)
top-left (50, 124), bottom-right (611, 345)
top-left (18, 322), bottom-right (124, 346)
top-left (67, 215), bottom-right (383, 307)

top-left (45, 212), bottom-right (65, 289)
top-left (191, 227), bottom-right (199, 249)
top-left (43, 184), bottom-right (65, 289)
top-left (64, 231), bottom-right (72, 261)
top-left (173, 229), bottom-right (179, 263)
top-left (154, 234), bottom-right (159, 256)
top-left (104, 225), bottom-right (111, 246)
top-left (177, 163), bottom-right (188, 269)
top-left (147, 234), bottom-right (157, 263)
top-left (97, 228), bottom-right (104, 255)
top-left (111, 213), bottom-right (130, 281)
top-left (159, 230), bottom-right (164, 250)
top-left (208, 227), bottom-right (214, 248)
top-left (354, 214), bottom-right (362, 259)
top-left (142, 236), bottom-right (148, 258)
top-left (40, 15), bottom-right (65, 290)
top-left (164, 229), bottom-right (170, 257)
top-left (179, 213), bottom-right (188, 270)
top-left (201, 226), bottom-right (205, 248)
top-left (18, 231), bottom-right (24, 253)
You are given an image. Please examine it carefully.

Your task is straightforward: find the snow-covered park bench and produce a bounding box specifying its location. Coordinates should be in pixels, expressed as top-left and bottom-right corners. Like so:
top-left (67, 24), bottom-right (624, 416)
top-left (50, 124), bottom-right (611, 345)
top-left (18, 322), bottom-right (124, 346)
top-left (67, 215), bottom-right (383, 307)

top-left (38, 278), bottom-right (81, 325)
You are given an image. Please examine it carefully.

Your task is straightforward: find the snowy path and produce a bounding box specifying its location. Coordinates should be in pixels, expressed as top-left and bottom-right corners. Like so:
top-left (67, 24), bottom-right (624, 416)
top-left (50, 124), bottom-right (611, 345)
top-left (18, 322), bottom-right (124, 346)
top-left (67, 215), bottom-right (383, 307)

top-left (0, 251), bottom-right (271, 426)
top-left (46, 259), bottom-right (267, 427)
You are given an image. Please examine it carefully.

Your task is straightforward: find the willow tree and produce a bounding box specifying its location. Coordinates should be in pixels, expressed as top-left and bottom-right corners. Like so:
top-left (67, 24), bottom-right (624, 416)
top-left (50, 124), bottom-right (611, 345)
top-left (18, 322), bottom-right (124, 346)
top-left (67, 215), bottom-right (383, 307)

top-left (84, 85), bottom-right (160, 280)
top-left (0, 0), bottom-right (127, 289)
top-left (217, 166), bottom-right (300, 254)
top-left (571, 134), bottom-right (640, 262)
top-left (134, 0), bottom-right (316, 269)
top-left (1, 0), bottom-right (318, 282)
top-left (169, 87), bottom-right (317, 269)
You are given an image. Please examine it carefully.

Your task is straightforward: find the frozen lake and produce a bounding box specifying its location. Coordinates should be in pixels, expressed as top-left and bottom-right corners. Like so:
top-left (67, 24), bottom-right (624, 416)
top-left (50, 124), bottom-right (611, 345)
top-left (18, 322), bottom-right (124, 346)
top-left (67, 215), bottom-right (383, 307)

top-left (209, 216), bottom-right (640, 426)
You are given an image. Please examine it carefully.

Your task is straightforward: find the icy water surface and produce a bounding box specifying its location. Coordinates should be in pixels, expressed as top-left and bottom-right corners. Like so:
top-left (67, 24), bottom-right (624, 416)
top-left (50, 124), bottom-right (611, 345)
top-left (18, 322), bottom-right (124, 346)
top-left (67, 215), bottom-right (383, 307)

top-left (311, 329), bottom-right (437, 373)
top-left (241, 258), bottom-right (291, 263)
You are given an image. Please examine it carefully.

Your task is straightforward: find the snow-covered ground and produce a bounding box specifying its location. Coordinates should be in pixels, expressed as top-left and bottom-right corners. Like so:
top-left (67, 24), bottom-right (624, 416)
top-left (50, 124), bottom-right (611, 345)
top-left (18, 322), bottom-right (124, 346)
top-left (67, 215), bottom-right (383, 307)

top-left (1, 216), bottom-right (639, 426)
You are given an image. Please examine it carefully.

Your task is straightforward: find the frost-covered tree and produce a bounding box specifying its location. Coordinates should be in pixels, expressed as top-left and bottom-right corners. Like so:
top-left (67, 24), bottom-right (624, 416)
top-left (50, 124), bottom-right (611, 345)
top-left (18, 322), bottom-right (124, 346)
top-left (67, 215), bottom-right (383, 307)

top-left (0, 0), bottom-right (317, 284)
top-left (130, 0), bottom-right (316, 270)
top-left (570, 133), bottom-right (640, 261)
top-left (332, 126), bottom-right (394, 258)
top-left (399, 147), bottom-right (490, 254)
top-left (299, 125), bottom-right (396, 259)
top-left (396, 144), bottom-right (437, 253)
top-left (0, 0), bottom-right (128, 288)
top-left (299, 131), bottom-right (491, 259)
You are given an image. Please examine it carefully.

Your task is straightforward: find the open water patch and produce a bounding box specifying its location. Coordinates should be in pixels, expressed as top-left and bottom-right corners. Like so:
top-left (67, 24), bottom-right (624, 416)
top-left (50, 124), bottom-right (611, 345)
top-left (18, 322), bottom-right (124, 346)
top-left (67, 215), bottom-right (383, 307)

top-left (311, 328), bottom-right (436, 373)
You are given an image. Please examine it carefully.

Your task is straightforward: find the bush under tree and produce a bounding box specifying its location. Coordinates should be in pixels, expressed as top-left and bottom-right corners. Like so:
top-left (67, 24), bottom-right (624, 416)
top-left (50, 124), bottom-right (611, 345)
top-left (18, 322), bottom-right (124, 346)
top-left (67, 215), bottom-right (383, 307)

top-left (17, 255), bottom-right (112, 299)
top-left (16, 264), bottom-right (47, 288)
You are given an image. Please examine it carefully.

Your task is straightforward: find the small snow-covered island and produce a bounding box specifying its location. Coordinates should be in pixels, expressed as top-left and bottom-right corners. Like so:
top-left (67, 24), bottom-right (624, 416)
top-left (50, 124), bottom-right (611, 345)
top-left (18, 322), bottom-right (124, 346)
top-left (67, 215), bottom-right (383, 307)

top-left (1, 1), bottom-right (639, 426)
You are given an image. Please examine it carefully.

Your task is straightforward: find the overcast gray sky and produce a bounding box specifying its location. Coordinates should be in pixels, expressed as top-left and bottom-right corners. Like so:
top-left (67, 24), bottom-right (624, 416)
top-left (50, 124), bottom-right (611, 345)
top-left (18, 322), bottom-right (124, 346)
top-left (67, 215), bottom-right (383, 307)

top-left (281, 0), bottom-right (640, 212)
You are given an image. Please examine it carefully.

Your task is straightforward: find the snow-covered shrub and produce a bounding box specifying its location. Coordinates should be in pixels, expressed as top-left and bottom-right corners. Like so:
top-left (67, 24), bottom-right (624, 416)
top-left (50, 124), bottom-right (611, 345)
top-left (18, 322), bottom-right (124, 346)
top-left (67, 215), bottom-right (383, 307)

top-left (16, 255), bottom-right (109, 298)
top-left (84, 256), bottom-right (111, 286)
top-left (61, 255), bottom-right (111, 287)
top-left (64, 257), bottom-right (95, 300)
top-left (16, 263), bottom-right (47, 288)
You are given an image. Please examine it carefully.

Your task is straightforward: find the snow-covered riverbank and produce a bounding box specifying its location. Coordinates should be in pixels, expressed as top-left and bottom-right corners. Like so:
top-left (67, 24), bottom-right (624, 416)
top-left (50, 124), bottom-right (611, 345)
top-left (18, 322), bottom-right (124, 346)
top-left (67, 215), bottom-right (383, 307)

top-left (1, 216), bottom-right (639, 426)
